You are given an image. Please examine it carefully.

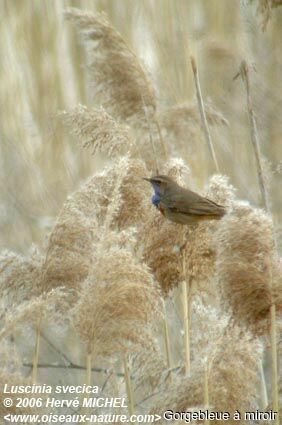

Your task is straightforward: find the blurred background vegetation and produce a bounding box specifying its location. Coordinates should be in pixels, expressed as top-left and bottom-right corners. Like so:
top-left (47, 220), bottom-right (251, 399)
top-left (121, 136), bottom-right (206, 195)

top-left (0, 0), bottom-right (281, 253)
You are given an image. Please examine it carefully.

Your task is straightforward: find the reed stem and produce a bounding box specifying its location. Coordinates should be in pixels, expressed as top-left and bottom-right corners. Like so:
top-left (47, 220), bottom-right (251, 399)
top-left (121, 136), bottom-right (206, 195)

top-left (181, 229), bottom-right (191, 376)
top-left (181, 280), bottom-right (190, 375)
top-left (84, 352), bottom-right (93, 424)
top-left (86, 352), bottom-right (92, 386)
top-left (239, 60), bottom-right (279, 422)
top-left (259, 359), bottom-right (268, 409)
top-left (270, 304), bottom-right (279, 425)
top-left (204, 364), bottom-right (210, 425)
top-left (239, 60), bottom-right (270, 212)
top-left (123, 354), bottom-right (135, 417)
top-left (155, 118), bottom-right (168, 161)
top-left (163, 304), bottom-right (172, 381)
top-left (32, 316), bottom-right (42, 384)
top-left (190, 55), bottom-right (220, 174)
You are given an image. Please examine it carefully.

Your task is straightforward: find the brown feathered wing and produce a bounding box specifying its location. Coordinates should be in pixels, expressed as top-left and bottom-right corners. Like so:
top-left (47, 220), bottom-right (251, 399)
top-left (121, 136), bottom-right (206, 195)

top-left (163, 188), bottom-right (225, 217)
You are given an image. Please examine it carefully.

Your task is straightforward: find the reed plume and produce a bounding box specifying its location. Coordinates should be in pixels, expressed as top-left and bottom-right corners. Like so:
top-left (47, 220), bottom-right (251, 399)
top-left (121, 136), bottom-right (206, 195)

top-left (159, 100), bottom-right (228, 142)
top-left (216, 203), bottom-right (281, 334)
top-left (41, 154), bottom-right (150, 301)
top-left (64, 8), bottom-right (165, 169)
top-left (71, 230), bottom-right (163, 358)
top-left (131, 335), bottom-right (168, 401)
top-left (41, 203), bottom-right (96, 296)
top-left (252, 0), bottom-right (282, 28)
top-left (64, 8), bottom-right (156, 127)
top-left (209, 325), bottom-right (263, 422)
top-left (0, 288), bottom-right (67, 341)
top-left (184, 175), bottom-right (235, 305)
top-left (0, 340), bottom-right (21, 373)
top-left (190, 297), bottom-right (229, 368)
top-left (150, 369), bottom-right (204, 421)
top-left (60, 105), bottom-right (133, 157)
top-left (151, 324), bottom-right (262, 424)
top-left (159, 101), bottom-right (228, 171)
top-left (40, 154), bottom-right (130, 295)
top-left (0, 372), bottom-right (41, 418)
top-left (0, 342), bottom-right (47, 418)
top-left (0, 247), bottom-right (44, 309)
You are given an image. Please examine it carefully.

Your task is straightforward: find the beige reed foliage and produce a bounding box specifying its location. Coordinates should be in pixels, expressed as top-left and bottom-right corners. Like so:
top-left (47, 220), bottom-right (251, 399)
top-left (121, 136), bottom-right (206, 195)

top-left (0, 340), bottom-right (21, 373)
top-left (41, 155), bottom-right (149, 298)
top-left (159, 101), bottom-right (228, 141)
top-left (71, 230), bottom-right (163, 357)
top-left (151, 325), bottom-right (262, 424)
top-left (85, 155), bottom-right (149, 230)
top-left (139, 158), bottom-right (190, 296)
top-left (64, 8), bottom-right (156, 126)
top-left (106, 157), bottom-right (150, 230)
top-left (60, 105), bottom-right (133, 157)
top-left (0, 371), bottom-right (40, 419)
top-left (216, 203), bottom-right (281, 334)
top-left (150, 368), bottom-right (205, 421)
top-left (0, 247), bottom-right (44, 308)
top-left (190, 296), bottom-right (229, 367)
top-left (159, 101), bottom-right (228, 161)
top-left (40, 156), bottom-right (127, 290)
top-left (252, 0), bottom-right (282, 28)
top-left (183, 174), bottom-right (236, 304)
top-left (131, 334), bottom-right (168, 401)
top-left (209, 325), bottom-right (263, 422)
top-left (0, 342), bottom-right (47, 419)
top-left (0, 288), bottom-right (68, 341)
top-left (41, 201), bottom-right (96, 295)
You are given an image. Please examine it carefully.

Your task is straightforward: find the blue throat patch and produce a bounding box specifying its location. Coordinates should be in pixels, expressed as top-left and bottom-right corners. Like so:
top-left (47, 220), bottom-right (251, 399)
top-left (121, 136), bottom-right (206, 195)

top-left (152, 193), bottom-right (161, 207)
top-left (150, 183), bottom-right (162, 207)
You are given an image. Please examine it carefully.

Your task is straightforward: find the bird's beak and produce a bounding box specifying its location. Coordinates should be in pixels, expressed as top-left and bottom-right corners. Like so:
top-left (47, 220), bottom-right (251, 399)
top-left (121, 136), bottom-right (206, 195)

top-left (142, 177), bottom-right (152, 183)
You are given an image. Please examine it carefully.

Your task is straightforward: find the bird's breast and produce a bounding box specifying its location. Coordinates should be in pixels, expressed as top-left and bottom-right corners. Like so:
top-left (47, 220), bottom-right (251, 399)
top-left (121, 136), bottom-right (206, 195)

top-left (158, 203), bottom-right (166, 216)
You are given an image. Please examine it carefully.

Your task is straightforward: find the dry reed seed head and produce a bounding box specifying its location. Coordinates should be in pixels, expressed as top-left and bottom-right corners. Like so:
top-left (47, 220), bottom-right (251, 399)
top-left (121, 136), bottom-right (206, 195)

top-left (154, 326), bottom-right (261, 423)
top-left (71, 243), bottom-right (163, 356)
top-left (0, 368), bottom-right (48, 418)
top-left (0, 371), bottom-right (45, 418)
top-left (190, 296), bottom-right (229, 368)
top-left (158, 101), bottom-right (228, 159)
top-left (205, 174), bottom-right (236, 207)
top-left (59, 105), bottom-right (134, 157)
top-left (114, 159), bottom-right (151, 229)
top-left (160, 100), bottom-right (228, 131)
top-left (208, 325), bottom-right (263, 423)
top-left (64, 8), bottom-right (156, 127)
top-left (41, 206), bottom-right (96, 296)
top-left (131, 333), bottom-right (168, 401)
top-left (0, 288), bottom-right (69, 341)
top-left (69, 155), bottom-right (148, 229)
top-left (0, 248), bottom-right (44, 309)
top-left (164, 157), bottom-right (191, 185)
top-left (41, 155), bottom-right (146, 296)
top-left (140, 215), bottom-right (183, 297)
top-left (0, 340), bottom-right (22, 373)
top-left (251, 0), bottom-right (282, 29)
top-left (150, 369), bottom-right (205, 420)
top-left (184, 175), bottom-right (236, 304)
top-left (216, 203), bottom-right (281, 334)
top-left (133, 122), bottom-right (167, 172)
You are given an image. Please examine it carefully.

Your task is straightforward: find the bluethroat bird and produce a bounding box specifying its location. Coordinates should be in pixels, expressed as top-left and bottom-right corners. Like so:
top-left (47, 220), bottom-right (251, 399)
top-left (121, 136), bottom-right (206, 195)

top-left (143, 175), bottom-right (226, 225)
